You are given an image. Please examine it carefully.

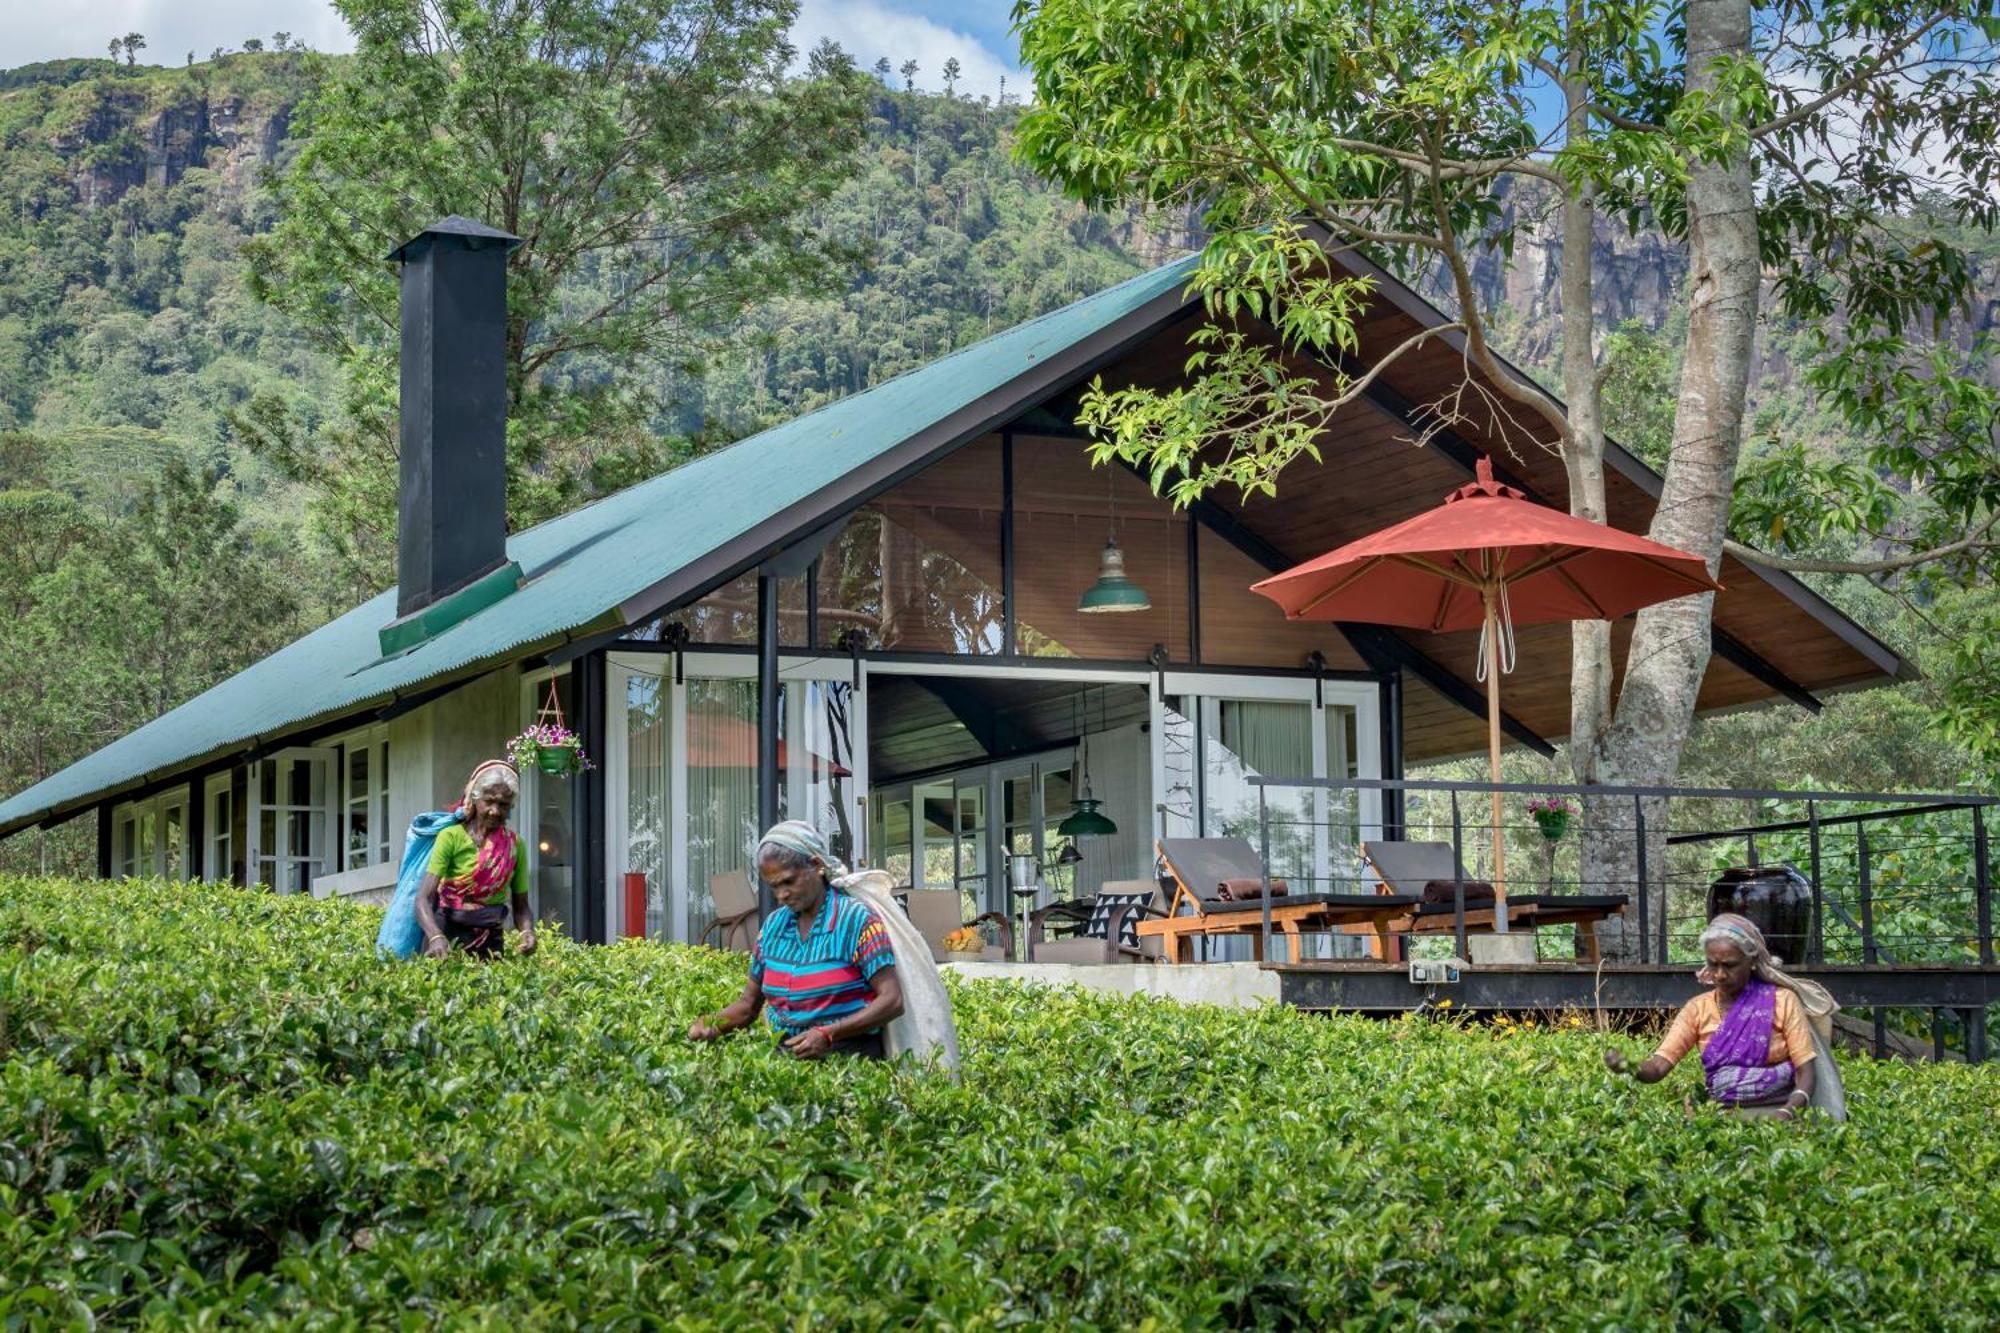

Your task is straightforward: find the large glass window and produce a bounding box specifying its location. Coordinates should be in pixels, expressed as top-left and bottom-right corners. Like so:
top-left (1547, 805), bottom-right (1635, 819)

top-left (205, 774), bottom-right (234, 884)
top-left (814, 438), bottom-right (1005, 654)
top-left (1012, 436), bottom-right (1189, 661)
top-left (336, 728), bottom-right (391, 871)
top-left (795, 679), bottom-right (858, 865)
top-left (114, 792), bottom-right (189, 880)
top-left (676, 572), bottom-right (808, 646)
top-left (252, 750), bottom-right (332, 894)
top-left (1201, 699), bottom-right (1315, 887)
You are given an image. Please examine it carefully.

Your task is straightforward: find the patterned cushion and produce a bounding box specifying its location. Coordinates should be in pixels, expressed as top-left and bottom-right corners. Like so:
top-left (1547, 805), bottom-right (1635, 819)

top-left (1085, 890), bottom-right (1155, 948)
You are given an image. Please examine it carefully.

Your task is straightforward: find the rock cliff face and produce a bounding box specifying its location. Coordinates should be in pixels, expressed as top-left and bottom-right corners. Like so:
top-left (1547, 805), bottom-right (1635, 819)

top-left (30, 72), bottom-right (299, 212)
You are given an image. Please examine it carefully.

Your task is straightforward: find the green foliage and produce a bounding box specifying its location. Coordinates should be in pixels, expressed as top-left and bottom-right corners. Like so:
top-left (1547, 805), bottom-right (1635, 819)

top-left (0, 454), bottom-right (305, 876)
top-left (3, 879), bottom-right (2000, 1327)
top-left (238, 0), bottom-right (877, 584)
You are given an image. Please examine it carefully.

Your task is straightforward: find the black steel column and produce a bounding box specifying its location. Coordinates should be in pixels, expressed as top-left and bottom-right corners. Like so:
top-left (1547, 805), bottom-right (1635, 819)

top-left (757, 573), bottom-right (781, 915)
top-left (573, 651), bottom-right (607, 943)
top-left (1001, 431), bottom-right (1016, 656)
top-left (96, 804), bottom-right (113, 879)
top-left (1974, 805), bottom-right (1992, 966)
top-left (185, 777), bottom-right (205, 881)
top-left (1380, 670), bottom-right (1405, 840)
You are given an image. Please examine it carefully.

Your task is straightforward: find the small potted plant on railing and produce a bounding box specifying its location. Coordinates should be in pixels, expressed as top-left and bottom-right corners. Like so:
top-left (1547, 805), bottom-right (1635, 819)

top-left (508, 722), bottom-right (594, 778)
top-left (1527, 795), bottom-right (1574, 842)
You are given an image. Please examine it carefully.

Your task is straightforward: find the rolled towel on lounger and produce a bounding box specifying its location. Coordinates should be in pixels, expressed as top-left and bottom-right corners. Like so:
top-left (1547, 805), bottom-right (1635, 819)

top-left (1215, 877), bottom-right (1289, 901)
top-left (1421, 879), bottom-right (1497, 906)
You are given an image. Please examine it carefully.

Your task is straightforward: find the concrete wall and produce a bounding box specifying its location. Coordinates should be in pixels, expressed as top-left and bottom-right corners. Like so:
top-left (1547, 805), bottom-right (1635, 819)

top-left (940, 959), bottom-right (1280, 1009)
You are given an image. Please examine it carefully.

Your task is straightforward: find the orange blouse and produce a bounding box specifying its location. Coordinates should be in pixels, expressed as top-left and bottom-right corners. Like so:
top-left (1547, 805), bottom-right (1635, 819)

top-left (1652, 987), bottom-right (1816, 1069)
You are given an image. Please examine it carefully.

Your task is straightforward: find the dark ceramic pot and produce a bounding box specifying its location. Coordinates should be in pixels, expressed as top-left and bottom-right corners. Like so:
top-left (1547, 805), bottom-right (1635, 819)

top-left (1706, 865), bottom-right (1813, 965)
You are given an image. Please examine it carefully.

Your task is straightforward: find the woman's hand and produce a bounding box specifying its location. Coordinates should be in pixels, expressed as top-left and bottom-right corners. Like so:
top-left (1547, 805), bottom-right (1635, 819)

top-left (1603, 1047), bottom-right (1630, 1076)
top-left (423, 933), bottom-right (450, 960)
top-left (516, 925), bottom-right (538, 957)
top-left (687, 1014), bottom-right (725, 1042)
top-left (782, 1026), bottom-right (834, 1060)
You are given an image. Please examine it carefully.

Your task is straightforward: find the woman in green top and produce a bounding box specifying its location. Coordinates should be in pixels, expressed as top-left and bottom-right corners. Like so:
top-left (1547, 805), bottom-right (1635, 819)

top-left (415, 759), bottom-right (537, 959)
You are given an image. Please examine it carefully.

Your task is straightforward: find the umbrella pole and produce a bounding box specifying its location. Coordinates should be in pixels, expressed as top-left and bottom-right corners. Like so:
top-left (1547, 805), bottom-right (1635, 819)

top-left (1484, 590), bottom-right (1509, 928)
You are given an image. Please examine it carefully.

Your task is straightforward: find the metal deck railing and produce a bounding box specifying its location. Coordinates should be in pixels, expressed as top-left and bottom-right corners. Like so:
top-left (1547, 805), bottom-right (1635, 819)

top-left (1238, 775), bottom-right (1998, 1060)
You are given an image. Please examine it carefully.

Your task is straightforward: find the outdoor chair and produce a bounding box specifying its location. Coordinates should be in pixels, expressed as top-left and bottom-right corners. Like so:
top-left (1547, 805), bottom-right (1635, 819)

top-left (891, 888), bottom-right (1016, 961)
top-left (1145, 837), bottom-right (1419, 964)
top-left (700, 870), bottom-right (759, 953)
top-left (901, 888), bottom-right (969, 962)
top-left (1028, 880), bottom-right (1168, 964)
top-left (1357, 840), bottom-right (1628, 962)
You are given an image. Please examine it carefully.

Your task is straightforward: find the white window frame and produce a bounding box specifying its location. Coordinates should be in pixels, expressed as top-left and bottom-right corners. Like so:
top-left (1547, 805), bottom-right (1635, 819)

top-left (331, 725), bottom-right (391, 872)
top-left (112, 790), bottom-right (191, 880)
top-left (203, 773), bottom-right (234, 883)
top-left (245, 747), bottom-right (338, 893)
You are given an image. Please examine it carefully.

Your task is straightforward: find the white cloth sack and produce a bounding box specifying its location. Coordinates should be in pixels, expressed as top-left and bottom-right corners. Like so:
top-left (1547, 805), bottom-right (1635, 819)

top-left (837, 868), bottom-right (961, 1078)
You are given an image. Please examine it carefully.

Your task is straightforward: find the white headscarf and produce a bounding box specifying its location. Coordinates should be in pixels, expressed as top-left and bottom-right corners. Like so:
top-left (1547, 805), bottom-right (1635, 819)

top-left (1700, 912), bottom-right (1848, 1120)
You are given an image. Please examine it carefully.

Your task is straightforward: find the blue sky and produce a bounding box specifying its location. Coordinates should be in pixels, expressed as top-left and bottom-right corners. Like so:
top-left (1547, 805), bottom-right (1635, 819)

top-left (2, 1), bottom-right (1028, 96)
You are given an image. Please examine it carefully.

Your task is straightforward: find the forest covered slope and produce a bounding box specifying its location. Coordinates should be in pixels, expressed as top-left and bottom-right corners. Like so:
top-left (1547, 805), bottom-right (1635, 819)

top-left (0, 48), bottom-right (1991, 872)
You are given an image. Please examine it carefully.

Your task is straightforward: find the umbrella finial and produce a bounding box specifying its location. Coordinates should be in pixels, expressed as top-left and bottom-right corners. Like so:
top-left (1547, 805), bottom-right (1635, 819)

top-left (1447, 456), bottom-right (1528, 503)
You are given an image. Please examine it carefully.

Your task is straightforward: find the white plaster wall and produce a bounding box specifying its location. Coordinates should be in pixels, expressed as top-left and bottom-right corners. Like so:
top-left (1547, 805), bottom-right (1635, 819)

top-left (383, 667), bottom-right (519, 839)
top-left (386, 705), bottom-right (433, 840)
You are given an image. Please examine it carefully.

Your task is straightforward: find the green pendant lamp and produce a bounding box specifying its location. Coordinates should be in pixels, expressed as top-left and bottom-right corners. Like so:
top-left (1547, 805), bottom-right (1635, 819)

top-left (1078, 462), bottom-right (1150, 614)
top-left (1077, 538), bottom-right (1151, 614)
top-left (1056, 686), bottom-right (1119, 837)
top-left (1057, 793), bottom-right (1118, 838)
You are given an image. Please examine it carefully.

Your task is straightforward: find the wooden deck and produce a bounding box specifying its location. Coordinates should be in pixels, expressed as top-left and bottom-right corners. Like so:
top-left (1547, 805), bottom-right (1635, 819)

top-left (1270, 961), bottom-right (1999, 1060)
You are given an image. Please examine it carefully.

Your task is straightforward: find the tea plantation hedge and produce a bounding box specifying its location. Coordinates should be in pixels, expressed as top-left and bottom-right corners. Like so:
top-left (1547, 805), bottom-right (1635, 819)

top-left (2, 877), bottom-right (1997, 1329)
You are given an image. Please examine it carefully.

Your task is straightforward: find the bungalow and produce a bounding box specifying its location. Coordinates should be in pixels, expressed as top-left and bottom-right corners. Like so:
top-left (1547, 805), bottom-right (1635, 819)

top-left (0, 218), bottom-right (1909, 949)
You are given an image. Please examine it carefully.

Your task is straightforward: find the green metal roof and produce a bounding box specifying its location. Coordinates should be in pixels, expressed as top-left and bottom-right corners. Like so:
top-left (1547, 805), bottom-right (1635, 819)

top-left (0, 255), bottom-right (1201, 838)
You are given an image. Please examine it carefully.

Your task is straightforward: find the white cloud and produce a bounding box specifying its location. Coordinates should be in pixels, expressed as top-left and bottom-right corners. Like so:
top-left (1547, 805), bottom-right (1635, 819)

top-left (790, 0), bottom-right (1021, 99)
top-left (2, 0), bottom-right (354, 68)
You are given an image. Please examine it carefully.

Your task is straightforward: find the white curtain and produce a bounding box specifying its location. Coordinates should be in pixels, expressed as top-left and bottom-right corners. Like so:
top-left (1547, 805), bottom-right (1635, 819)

top-left (687, 677), bottom-right (760, 944)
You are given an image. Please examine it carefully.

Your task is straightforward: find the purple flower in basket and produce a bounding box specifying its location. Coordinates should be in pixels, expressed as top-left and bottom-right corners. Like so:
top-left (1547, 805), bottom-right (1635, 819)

top-left (1526, 795), bottom-right (1574, 841)
top-left (509, 722), bottom-right (593, 776)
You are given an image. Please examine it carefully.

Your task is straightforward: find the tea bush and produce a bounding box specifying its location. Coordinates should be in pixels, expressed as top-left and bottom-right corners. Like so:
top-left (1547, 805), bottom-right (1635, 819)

top-left (2, 877), bottom-right (1997, 1329)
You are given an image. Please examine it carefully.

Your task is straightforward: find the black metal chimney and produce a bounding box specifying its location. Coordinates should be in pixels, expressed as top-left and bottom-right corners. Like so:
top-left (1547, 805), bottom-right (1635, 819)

top-left (378, 215), bottom-right (525, 657)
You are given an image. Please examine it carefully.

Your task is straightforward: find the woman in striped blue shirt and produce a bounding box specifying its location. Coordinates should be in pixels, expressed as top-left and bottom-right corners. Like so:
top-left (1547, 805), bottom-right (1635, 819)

top-left (687, 821), bottom-right (904, 1060)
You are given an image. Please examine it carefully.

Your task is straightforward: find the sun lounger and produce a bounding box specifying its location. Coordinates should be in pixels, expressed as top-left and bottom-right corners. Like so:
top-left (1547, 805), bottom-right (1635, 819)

top-left (1358, 840), bottom-right (1628, 962)
top-left (1144, 837), bottom-right (1419, 964)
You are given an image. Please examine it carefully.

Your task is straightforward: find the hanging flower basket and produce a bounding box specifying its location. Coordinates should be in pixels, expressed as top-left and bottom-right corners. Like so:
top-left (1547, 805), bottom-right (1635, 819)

top-left (509, 682), bottom-right (594, 778)
top-left (1527, 795), bottom-right (1574, 842)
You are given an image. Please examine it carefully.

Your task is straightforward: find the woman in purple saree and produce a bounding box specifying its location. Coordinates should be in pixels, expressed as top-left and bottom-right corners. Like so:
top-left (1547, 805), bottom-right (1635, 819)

top-left (1604, 913), bottom-right (1848, 1121)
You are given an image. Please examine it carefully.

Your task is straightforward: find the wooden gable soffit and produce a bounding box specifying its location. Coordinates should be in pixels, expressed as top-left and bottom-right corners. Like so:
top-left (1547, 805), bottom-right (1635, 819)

top-left (1178, 490), bottom-right (1557, 758)
top-left (1306, 233), bottom-right (1910, 684)
top-left (1328, 366), bottom-right (1829, 718)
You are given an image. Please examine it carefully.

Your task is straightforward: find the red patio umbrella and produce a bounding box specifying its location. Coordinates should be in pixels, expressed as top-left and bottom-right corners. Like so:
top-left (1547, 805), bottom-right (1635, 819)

top-left (1250, 456), bottom-right (1721, 905)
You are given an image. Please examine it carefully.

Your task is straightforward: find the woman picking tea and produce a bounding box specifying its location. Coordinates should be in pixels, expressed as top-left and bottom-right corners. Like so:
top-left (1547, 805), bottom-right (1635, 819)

top-left (1604, 913), bottom-right (1846, 1120)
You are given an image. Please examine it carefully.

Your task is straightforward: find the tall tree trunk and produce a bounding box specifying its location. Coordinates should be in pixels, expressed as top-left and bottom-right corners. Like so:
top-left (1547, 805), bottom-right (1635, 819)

top-left (1587, 0), bottom-right (1760, 958)
top-left (1557, 11), bottom-right (1621, 956)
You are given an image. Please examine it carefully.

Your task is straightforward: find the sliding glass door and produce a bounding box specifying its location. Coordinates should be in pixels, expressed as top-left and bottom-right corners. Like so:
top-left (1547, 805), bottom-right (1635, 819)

top-left (608, 653), bottom-right (865, 945)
